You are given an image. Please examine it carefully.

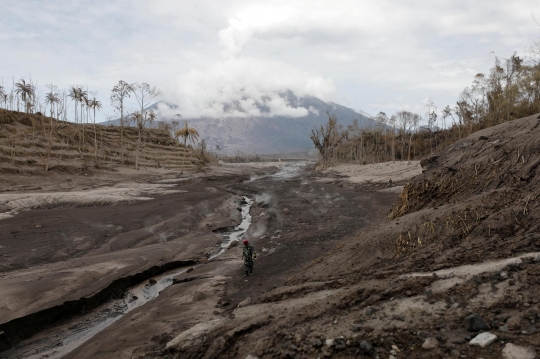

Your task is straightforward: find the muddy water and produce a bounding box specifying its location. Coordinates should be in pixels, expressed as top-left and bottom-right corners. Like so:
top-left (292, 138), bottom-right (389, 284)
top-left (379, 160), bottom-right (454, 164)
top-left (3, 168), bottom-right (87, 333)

top-left (2, 197), bottom-right (255, 359)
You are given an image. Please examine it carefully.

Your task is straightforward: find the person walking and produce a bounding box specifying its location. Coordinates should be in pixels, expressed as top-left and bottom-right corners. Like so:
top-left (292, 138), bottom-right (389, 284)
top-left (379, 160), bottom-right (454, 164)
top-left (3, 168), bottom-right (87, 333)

top-left (242, 239), bottom-right (257, 276)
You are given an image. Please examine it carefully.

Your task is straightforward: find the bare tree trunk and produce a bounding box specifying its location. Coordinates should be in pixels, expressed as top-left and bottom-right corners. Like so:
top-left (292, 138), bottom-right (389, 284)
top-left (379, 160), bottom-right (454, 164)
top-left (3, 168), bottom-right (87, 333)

top-left (120, 127), bottom-right (124, 163)
top-left (135, 127), bottom-right (141, 170)
top-left (408, 134), bottom-right (413, 161)
top-left (93, 109), bottom-right (98, 165)
top-left (392, 132), bottom-right (395, 163)
top-left (45, 130), bottom-right (52, 172)
top-left (183, 138), bottom-right (187, 172)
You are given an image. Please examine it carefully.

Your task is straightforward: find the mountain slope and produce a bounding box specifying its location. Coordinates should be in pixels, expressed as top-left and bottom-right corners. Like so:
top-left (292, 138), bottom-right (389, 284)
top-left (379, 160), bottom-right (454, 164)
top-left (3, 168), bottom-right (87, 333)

top-left (130, 91), bottom-right (381, 154)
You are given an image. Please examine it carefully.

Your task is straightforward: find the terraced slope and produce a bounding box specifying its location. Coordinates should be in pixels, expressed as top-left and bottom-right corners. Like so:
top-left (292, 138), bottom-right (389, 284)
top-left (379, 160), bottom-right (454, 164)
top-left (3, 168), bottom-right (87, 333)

top-left (0, 109), bottom-right (200, 174)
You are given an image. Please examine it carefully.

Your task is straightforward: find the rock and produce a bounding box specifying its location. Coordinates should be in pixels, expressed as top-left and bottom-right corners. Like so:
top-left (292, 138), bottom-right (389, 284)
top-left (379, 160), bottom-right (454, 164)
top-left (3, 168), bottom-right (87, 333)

top-left (392, 314), bottom-right (405, 321)
top-left (334, 338), bottom-right (346, 351)
top-left (312, 339), bottom-right (323, 348)
top-left (500, 271), bottom-right (509, 280)
top-left (389, 355), bottom-right (396, 359)
top-left (391, 344), bottom-right (401, 352)
top-left (390, 349), bottom-right (397, 355)
top-left (35, 224), bottom-right (42, 228)
top-left (245, 355), bottom-right (258, 359)
top-left (422, 337), bottom-right (439, 350)
top-left (186, 267), bottom-right (194, 273)
top-left (359, 340), bottom-right (372, 352)
top-left (227, 241), bottom-right (239, 249)
top-left (499, 325), bottom-right (509, 332)
top-left (365, 306), bottom-right (378, 316)
top-left (237, 297), bottom-right (251, 308)
top-left (218, 160), bottom-right (224, 166)
top-left (268, 248), bottom-right (277, 254)
top-left (469, 332), bottom-right (497, 348)
top-left (274, 230), bottom-right (283, 234)
top-left (148, 278), bottom-right (157, 285)
top-left (351, 324), bottom-right (362, 332)
top-left (465, 313), bottom-right (491, 331)
top-left (262, 248), bottom-right (269, 253)
top-left (501, 343), bottom-right (537, 359)
top-left (199, 257), bottom-right (209, 264)
top-left (325, 338), bottom-right (334, 347)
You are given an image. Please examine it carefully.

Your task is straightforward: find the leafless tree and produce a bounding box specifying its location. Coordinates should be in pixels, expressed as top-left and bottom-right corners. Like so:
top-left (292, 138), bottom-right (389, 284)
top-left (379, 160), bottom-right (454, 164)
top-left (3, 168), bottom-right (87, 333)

top-left (130, 82), bottom-right (162, 169)
top-left (394, 111), bottom-right (421, 161)
top-left (310, 112), bottom-right (345, 166)
top-left (110, 80), bottom-right (133, 163)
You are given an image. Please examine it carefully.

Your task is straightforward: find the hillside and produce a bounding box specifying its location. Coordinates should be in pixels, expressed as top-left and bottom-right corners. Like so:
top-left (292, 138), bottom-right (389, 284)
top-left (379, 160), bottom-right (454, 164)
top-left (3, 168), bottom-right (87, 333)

top-left (111, 91), bottom-right (379, 155)
top-left (159, 113), bottom-right (540, 358)
top-left (0, 109), bottom-right (201, 176)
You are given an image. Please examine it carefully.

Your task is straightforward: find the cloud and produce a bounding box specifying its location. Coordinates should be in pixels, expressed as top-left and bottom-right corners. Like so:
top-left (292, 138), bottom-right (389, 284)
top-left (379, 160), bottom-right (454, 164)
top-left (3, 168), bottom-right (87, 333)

top-left (1, 0), bottom-right (539, 124)
top-left (159, 57), bottom-right (333, 119)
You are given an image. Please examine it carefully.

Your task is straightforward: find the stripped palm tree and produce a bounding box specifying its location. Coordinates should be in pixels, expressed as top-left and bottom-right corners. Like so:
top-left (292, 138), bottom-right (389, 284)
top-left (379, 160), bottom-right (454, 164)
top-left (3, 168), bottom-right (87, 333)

top-left (147, 110), bottom-right (157, 123)
top-left (79, 87), bottom-right (88, 147)
top-left (0, 85), bottom-right (6, 109)
top-left (15, 79), bottom-right (35, 113)
top-left (45, 91), bottom-right (59, 119)
top-left (68, 86), bottom-right (79, 123)
top-left (88, 97), bottom-right (102, 161)
top-left (174, 120), bottom-right (199, 172)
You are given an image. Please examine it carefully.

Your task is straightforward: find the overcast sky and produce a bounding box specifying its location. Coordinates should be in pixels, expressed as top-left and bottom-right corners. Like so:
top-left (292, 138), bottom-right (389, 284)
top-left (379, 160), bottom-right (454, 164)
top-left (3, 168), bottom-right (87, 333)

top-left (1, 0), bottom-right (539, 123)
